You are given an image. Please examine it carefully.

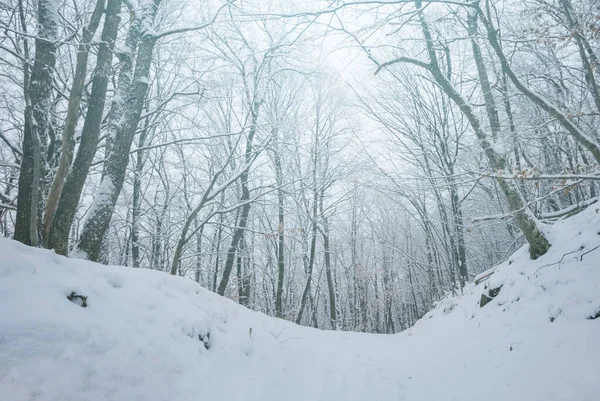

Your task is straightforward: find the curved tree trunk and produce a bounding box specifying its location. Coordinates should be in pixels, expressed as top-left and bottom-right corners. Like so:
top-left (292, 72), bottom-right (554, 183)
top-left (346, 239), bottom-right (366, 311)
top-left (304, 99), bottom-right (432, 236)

top-left (477, 5), bottom-right (600, 165)
top-left (419, 8), bottom-right (551, 259)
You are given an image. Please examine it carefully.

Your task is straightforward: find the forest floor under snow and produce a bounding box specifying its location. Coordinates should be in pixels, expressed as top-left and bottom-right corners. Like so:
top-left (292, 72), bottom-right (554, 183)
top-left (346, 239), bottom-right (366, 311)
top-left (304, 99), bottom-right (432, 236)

top-left (1, 209), bottom-right (600, 401)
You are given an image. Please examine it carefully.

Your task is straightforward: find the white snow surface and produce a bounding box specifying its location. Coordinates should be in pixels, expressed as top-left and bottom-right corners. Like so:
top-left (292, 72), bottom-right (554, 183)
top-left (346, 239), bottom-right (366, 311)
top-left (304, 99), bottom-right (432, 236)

top-left (1, 208), bottom-right (600, 401)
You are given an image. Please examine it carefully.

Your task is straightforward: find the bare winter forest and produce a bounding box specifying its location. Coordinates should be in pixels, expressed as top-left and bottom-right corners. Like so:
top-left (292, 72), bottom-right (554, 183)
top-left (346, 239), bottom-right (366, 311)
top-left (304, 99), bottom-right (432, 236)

top-left (1, 0), bottom-right (599, 332)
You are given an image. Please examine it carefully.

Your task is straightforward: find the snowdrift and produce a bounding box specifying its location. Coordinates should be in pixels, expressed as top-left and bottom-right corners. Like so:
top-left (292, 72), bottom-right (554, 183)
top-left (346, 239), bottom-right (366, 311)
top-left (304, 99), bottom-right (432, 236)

top-left (1, 208), bottom-right (599, 401)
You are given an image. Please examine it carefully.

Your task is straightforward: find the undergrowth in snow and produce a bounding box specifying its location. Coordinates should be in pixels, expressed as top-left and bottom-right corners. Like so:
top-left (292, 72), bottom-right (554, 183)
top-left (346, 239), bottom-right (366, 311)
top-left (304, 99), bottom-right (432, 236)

top-left (1, 207), bottom-right (599, 400)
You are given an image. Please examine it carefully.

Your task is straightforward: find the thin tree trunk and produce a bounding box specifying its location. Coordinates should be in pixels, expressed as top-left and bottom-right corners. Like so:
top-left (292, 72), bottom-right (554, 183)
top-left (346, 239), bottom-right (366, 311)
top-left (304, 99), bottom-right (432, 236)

top-left (419, 8), bottom-right (551, 258)
top-left (194, 221), bottom-right (204, 283)
top-left (319, 190), bottom-right (337, 329)
top-left (217, 107), bottom-right (260, 296)
top-left (212, 222), bottom-right (223, 291)
top-left (295, 134), bottom-right (320, 325)
top-left (467, 10), bottom-right (501, 142)
top-left (131, 121), bottom-right (150, 268)
top-left (272, 130), bottom-right (286, 318)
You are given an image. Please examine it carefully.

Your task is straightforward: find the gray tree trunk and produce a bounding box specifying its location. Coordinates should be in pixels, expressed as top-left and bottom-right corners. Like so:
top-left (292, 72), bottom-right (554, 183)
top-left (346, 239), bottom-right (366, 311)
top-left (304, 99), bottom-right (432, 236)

top-left (217, 107), bottom-right (260, 296)
top-left (419, 8), bottom-right (551, 259)
top-left (477, 5), bottom-right (600, 165)
top-left (272, 129), bottom-right (286, 318)
top-left (47, 0), bottom-right (123, 255)
top-left (320, 192), bottom-right (337, 329)
top-left (42, 0), bottom-right (105, 246)
top-left (15, 0), bottom-right (59, 246)
top-left (296, 138), bottom-right (320, 325)
top-left (76, 0), bottom-right (161, 261)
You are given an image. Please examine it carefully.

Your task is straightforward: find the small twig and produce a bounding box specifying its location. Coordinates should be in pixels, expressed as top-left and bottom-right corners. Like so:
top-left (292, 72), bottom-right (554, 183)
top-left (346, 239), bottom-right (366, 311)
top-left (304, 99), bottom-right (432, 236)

top-left (534, 247), bottom-right (583, 275)
top-left (268, 327), bottom-right (288, 340)
top-left (580, 245), bottom-right (600, 261)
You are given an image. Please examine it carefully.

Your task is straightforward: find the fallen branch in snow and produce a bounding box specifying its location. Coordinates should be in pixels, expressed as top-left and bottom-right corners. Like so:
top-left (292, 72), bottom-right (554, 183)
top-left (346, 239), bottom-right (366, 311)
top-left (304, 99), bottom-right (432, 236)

top-left (540, 198), bottom-right (599, 221)
top-left (474, 268), bottom-right (496, 285)
top-left (67, 291), bottom-right (87, 307)
top-left (534, 247), bottom-right (583, 275)
top-left (268, 327), bottom-right (301, 344)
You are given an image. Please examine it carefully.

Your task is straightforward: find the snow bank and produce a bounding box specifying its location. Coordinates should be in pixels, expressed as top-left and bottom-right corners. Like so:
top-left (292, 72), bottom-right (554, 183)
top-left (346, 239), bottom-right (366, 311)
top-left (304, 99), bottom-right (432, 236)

top-left (1, 207), bottom-right (599, 401)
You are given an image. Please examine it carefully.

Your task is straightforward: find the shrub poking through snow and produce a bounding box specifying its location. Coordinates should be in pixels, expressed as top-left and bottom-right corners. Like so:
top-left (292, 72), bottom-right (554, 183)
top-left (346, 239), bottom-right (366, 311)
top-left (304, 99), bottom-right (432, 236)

top-left (199, 332), bottom-right (211, 350)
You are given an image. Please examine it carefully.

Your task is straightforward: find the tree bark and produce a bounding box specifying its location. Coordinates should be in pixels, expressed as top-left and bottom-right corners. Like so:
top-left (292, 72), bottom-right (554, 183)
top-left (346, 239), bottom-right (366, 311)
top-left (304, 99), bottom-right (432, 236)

top-left (558, 0), bottom-right (600, 113)
top-left (47, 0), bottom-right (123, 254)
top-left (296, 136), bottom-right (320, 325)
top-left (272, 129), bottom-right (286, 318)
top-left (467, 10), bottom-right (501, 142)
top-left (217, 106), bottom-right (260, 296)
top-left (477, 4), bottom-right (600, 165)
top-left (131, 120), bottom-right (150, 268)
top-left (76, 0), bottom-right (160, 261)
top-left (320, 190), bottom-right (337, 329)
top-left (419, 8), bottom-right (551, 259)
top-left (42, 0), bottom-right (105, 246)
top-left (15, 0), bottom-right (59, 246)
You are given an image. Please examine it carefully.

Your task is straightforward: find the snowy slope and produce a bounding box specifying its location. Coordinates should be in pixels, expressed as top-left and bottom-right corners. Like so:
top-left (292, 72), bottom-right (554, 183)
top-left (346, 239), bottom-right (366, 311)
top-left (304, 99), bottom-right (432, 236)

top-left (1, 209), bottom-right (599, 401)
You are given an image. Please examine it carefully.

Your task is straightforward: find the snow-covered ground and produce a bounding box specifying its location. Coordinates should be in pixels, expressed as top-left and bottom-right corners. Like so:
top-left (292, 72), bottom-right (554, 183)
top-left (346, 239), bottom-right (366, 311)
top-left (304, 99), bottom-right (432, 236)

top-left (1, 209), bottom-right (599, 401)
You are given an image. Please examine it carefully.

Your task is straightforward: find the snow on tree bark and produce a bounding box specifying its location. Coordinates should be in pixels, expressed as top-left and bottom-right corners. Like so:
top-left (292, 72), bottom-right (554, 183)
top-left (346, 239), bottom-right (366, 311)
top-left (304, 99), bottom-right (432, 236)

top-left (14, 0), bottom-right (59, 246)
top-left (47, 0), bottom-right (123, 255)
top-left (76, 0), bottom-right (161, 261)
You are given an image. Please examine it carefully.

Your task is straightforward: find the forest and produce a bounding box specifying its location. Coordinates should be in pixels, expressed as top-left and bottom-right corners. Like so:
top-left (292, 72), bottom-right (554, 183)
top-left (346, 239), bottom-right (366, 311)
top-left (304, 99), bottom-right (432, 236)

top-left (1, 0), bottom-right (599, 333)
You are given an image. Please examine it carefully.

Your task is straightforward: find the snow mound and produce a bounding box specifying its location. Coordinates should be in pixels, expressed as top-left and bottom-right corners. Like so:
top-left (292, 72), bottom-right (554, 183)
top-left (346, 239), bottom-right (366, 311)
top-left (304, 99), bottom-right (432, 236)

top-left (1, 207), bottom-right (599, 401)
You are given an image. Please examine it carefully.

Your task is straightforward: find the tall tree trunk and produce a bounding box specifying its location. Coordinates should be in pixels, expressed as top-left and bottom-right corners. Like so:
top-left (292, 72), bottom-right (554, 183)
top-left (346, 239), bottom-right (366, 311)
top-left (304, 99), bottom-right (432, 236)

top-left (15, 0), bottom-right (58, 246)
top-left (194, 221), bottom-right (204, 283)
top-left (500, 72), bottom-right (523, 171)
top-left (236, 239), bottom-right (251, 306)
top-left (42, 0), bottom-right (105, 246)
top-left (272, 130), bottom-right (286, 318)
top-left (419, 8), bottom-right (550, 258)
top-left (212, 221), bottom-right (223, 292)
top-left (467, 10), bottom-right (501, 142)
top-left (131, 121), bottom-right (150, 268)
top-left (295, 134), bottom-right (320, 325)
top-left (76, 0), bottom-right (161, 261)
top-left (319, 190), bottom-right (337, 329)
top-left (47, 0), bottom-right (123, 254)
top-left (217, 107), bottom-right (260, 296)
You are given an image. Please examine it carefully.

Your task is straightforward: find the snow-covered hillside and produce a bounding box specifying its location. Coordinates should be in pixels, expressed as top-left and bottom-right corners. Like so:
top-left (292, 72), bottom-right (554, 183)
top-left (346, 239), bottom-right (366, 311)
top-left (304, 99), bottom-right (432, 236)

top-left (1, 208), bottom-right (599, 401)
